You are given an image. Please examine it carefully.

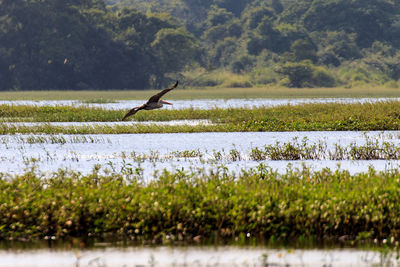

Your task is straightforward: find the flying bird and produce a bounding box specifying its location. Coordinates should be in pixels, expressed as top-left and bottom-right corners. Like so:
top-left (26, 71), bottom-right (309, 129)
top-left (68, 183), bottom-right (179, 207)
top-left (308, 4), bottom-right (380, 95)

top-left (122, 81), bottom-right (179, 121)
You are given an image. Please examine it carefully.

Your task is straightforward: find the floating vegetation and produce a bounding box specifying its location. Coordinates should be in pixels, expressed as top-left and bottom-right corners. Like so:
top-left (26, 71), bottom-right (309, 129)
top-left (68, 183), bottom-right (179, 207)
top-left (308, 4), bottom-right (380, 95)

top-left (1, 101), bottom-right (400, 134)
top-left (1, 165), bottom-right (400, 245)
top-left (171, 149), bottom-right (203, 158)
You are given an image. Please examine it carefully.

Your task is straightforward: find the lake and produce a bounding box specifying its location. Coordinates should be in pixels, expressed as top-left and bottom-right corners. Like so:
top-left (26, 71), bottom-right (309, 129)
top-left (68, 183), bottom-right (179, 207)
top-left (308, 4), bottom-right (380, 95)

top-left (2, 131), bottom-right (400, 178)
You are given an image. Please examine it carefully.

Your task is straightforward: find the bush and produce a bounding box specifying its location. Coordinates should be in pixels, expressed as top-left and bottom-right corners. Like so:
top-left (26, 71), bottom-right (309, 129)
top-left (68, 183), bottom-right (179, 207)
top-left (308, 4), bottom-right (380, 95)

top-left (311, 67), bottom-right (336, 87)
top-left (221, 75), bottom-right (253, 88)
top-left (276, 60), bottom-right (336, 88)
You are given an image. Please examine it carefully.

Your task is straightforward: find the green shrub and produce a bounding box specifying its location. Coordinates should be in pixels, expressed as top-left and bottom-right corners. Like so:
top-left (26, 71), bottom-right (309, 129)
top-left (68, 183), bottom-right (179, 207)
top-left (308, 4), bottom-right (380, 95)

top-left (276, 60), bottom-right (336, 88)
top-left (311, 67), bottom-right (336, 87)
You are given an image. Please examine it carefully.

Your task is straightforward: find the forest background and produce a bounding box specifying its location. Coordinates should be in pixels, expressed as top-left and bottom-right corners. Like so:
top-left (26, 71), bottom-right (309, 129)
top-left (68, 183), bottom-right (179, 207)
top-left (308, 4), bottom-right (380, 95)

top-left (1, 0), bottom-right (400, 90)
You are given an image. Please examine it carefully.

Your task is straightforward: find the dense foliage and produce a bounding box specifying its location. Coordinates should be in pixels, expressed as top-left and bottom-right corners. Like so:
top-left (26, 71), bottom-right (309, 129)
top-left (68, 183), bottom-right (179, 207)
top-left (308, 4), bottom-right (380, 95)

top-left (0, 0), bottom-right (199, 90)
top-left (2, 0), bottom-right (400, 89)
top-left (1, 165), bottom-right (400, 245)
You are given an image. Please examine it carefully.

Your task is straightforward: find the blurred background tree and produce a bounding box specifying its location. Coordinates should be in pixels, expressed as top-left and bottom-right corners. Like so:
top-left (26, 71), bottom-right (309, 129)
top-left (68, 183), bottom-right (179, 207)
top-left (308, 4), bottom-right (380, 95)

top-left (0, 0), bottom-right (399, 89)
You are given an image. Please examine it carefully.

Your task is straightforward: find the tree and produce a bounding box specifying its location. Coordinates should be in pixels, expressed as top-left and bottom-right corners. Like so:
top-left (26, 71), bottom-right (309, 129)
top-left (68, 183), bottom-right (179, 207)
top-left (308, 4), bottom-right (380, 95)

top-left (151, 27), bottom-right (200, 87)
top-left (214, 0), bottom-right (254, 16)
top-left (276, 61), bottom-right (314, 87)
top-left (202, 20), bottom-right (241, 43)
top-left (0, 1), bottom-right (196, 90)
top-left (271, 0), bottom-right (283, 14)
top-left (208, 37), bottom-right (237, 67)
top-left (204, 6), bottom-right (234, 27)
top-left (0, 0), bottom-right (123, 89)
top-left (302, 0), bottom-right (396, 47)
top-left (276, 60), bottom-right (335, 88)
top-left (241, 5), bottom-right (276, 30)
top-left (287, 39), bottom-right (317, 63)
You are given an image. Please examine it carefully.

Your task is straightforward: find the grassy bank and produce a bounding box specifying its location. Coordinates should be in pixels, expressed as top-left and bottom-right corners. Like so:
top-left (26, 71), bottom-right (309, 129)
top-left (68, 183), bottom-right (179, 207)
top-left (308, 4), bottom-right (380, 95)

top-left (2, 101), bottom-right (400, 133)
top-left (0, 87), bottom-right (399, 101)
top-left (1, 165), bottom-right (400, 245)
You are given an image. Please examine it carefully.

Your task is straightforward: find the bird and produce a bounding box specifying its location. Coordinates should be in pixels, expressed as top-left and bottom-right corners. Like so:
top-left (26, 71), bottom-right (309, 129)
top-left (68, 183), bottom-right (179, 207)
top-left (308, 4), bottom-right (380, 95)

top-left (122, 81), bottom-right (179, 121)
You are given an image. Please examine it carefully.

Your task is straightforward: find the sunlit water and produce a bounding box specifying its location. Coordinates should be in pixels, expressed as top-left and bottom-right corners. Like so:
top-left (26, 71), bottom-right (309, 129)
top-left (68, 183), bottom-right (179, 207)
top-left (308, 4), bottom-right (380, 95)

top-left (1, 97), bottom-right (400, 110)
top-left (2, 131), bottom-right (400, 178)
top-left (0, 246), bottom-right (396, 267)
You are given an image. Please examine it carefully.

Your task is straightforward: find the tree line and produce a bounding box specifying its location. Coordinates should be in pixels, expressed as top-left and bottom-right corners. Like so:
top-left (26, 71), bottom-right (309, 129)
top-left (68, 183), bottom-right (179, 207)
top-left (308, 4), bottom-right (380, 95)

top-left (0, 0), bottom-right (199, 90)
top-left (1, 0), bottom-right (400, 90)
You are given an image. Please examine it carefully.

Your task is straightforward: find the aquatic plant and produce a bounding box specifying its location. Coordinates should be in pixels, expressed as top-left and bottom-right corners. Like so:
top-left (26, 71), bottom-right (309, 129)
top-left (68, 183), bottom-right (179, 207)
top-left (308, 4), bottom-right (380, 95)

top-left (1, 165), bottom-right (400, 246)
top-left (248, 137), bottom-right (400, 161)
top-left (2, 101), bottom-right (400, 133)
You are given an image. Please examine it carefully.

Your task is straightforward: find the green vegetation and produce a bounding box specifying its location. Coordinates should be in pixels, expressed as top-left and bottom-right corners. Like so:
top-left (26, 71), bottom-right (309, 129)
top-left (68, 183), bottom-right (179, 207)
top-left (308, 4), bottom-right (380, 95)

top-left (249, 136), bottom-right (400, 161)
top-left (2, 101), bottom-right (400, 133)
top-left (0, 0), bottom-right (199, 90)
top-left (0, 105), bottom-right (122, 122)
top-left (2, 165), bottom-right (400, 245)
top-left (0, 87), bottom-right (399, 101)
top-left (3, 0), bottom-right (400, 90)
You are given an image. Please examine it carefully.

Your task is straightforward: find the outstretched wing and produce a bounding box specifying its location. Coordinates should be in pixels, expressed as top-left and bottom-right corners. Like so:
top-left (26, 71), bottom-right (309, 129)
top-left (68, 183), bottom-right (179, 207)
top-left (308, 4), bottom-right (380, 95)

top-left (147, 81), bottom-right (178, 104)
top-left (122, 104), bottom-right (146, 121)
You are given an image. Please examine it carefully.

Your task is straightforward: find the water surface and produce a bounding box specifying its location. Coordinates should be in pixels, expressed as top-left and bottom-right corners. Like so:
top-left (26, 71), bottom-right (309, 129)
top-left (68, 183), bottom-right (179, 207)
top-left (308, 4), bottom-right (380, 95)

top-left (2, 97), bottom-right (400, 110)
top-left (2, 131), bottom-right (400, 177)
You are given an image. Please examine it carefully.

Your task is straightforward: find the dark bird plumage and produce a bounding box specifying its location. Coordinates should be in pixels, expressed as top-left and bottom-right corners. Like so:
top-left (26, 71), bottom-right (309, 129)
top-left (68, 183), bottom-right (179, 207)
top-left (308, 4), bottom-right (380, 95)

top-left (122, 81), bottom-right (178, 121)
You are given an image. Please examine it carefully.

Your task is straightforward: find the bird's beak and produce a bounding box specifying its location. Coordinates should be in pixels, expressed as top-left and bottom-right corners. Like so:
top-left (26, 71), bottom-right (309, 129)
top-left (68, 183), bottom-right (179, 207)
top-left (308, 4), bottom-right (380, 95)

top-left (161, 100), bottom-right (173, 105)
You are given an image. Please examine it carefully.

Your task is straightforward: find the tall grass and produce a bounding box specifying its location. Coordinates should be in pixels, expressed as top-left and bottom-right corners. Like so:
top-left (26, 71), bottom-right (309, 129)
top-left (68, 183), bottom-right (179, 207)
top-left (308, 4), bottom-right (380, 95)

top-left (1, 165), bottom-right (400, 246)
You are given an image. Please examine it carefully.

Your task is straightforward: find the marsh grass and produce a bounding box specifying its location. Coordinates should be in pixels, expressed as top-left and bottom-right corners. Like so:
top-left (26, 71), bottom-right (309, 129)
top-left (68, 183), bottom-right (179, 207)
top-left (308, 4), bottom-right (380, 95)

top-left (2, 165), bottom-right (400, 246)
top-left (0, 123), bottom-right (229, 135)
top-left (0, 105), bottom-right (122, 122)
top-left (0, 87), bottom-right (399, 101)
top-left (2, 101), bottom-right (400, 133)
top-left (248, 137), bottom-right (400, 161)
